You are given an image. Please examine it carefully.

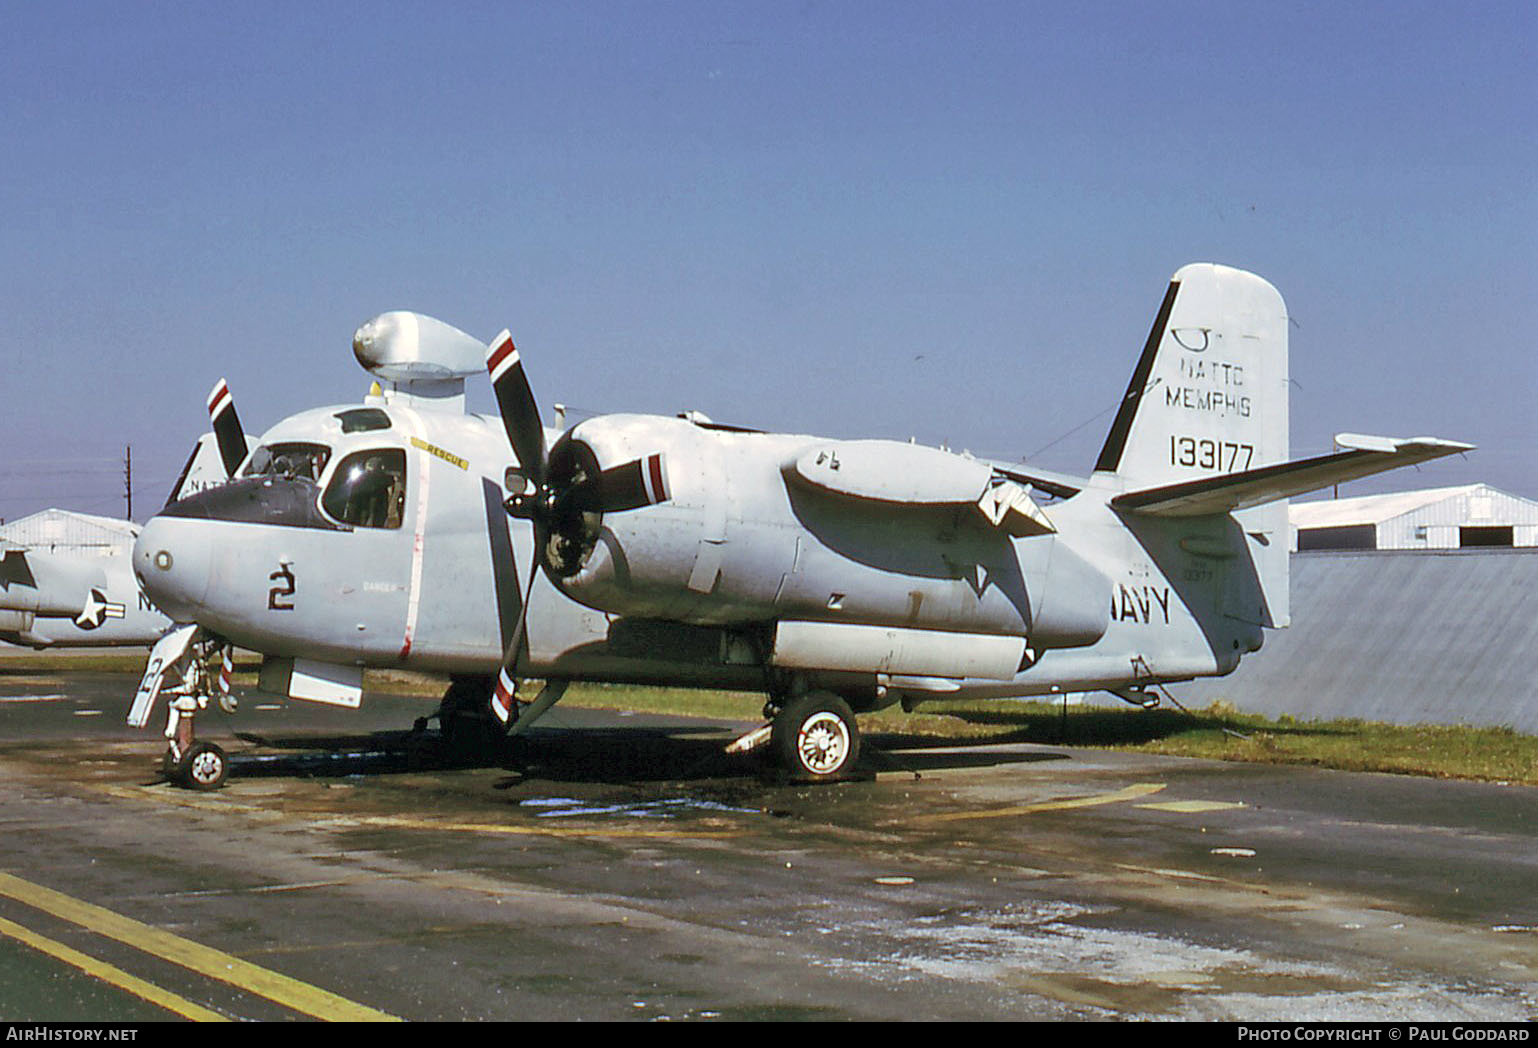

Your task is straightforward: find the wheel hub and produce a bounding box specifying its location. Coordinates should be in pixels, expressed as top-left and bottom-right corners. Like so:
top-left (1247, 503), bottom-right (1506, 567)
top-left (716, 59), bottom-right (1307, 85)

top-left (797, 712), bottom-right (850, 775)
top-left (189, 750), bottom-right (223, 786)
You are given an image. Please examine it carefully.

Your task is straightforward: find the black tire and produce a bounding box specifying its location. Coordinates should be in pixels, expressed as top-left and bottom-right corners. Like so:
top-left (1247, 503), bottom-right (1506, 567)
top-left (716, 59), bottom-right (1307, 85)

top-left (178, 741), bottom-right (228, 791)
top-left (438, 677), bottom-right (506, 765)
top-left (772, 692), bottom-right (860, 782)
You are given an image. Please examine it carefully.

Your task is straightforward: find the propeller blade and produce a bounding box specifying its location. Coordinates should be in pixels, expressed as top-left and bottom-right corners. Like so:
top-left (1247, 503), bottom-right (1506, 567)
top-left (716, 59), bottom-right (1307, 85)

top-left (569, 453), bottom-right (671, 513)
top-left (485, 331), bottom-right (547, 489)
top-left (205, 379), bottom-right (247, 478)
top-left (490, 551), bottom-right (541, 725)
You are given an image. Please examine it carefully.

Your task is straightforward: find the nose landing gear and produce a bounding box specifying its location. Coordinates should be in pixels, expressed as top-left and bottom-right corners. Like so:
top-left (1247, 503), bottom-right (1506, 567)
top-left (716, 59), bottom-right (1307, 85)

top-left (130, 626), bottom-right (235, 790)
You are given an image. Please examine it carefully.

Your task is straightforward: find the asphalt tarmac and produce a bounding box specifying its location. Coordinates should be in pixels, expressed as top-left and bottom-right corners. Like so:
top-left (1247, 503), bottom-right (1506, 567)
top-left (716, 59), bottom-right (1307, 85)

top-left (0, 666), bottom-right (1533, 1022)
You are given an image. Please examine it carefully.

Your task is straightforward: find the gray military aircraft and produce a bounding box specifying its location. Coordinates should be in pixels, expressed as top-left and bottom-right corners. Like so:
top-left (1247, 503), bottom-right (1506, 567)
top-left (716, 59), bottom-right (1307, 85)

top-left (1, 434), bottom-right (236, 649)
top-left (1, 515), bottom-right (158, 648)
top-left (131, 263), bottom-right (1469, 788)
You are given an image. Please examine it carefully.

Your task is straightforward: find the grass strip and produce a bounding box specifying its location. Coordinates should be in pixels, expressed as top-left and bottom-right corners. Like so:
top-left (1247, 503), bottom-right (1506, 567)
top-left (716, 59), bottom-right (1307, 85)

top-left (560, 684), bottom-right (1538, 786)
top-left (7, 656), bottom-right (1532, 785)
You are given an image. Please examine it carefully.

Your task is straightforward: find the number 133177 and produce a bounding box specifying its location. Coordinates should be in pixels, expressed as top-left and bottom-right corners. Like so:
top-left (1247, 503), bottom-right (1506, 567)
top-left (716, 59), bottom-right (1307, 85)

top-left (1170, 436), bottom-right (1253, 472)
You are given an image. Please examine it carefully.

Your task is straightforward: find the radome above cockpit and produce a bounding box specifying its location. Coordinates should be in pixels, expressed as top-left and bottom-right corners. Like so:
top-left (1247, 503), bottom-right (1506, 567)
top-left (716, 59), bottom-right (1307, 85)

top-left (351, 311), bottom-right (487, 409)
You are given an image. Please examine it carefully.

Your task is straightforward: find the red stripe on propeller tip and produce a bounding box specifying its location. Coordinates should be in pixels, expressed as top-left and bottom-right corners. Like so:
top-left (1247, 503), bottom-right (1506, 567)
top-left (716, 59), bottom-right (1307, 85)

top-left (207, 381), bottom-right (231, 417)
top-left (486, 332), bottom-right (519, 380)
top-left (645, 454), bottom-right (668, 504)
top-left (491, 669), bottom-right (516, 723)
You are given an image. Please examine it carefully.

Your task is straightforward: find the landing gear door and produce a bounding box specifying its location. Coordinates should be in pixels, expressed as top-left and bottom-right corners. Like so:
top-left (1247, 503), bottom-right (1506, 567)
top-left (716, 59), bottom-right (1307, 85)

top-left (128, 624), bottom-right (198, 728)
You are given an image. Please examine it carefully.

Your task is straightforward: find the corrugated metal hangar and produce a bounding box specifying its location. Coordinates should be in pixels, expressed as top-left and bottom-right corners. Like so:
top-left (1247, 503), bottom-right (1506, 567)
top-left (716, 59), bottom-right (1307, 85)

top-left (1178, 548), bottom-right (1538, 734)
top-left (0, 509), bottom-right (137, 557)
top-left (1290, 483), bottom-right (1538, 551)
top-left (1108, 485), bottom-right (1538, 734)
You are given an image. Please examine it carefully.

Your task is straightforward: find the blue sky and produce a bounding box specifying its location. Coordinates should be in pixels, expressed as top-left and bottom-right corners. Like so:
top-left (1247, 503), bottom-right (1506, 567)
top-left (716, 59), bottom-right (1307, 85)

top-left (2, 1), bottom-right (1532, 520)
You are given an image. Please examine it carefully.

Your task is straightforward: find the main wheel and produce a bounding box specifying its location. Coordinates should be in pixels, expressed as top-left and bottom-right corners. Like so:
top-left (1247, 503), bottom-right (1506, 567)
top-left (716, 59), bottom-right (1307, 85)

top-left (177, 741), bottom-right (228, 791)
top-left (771, 692), bottom-right (860, 782)
top-left (438, 676), bottom-right (506, 765)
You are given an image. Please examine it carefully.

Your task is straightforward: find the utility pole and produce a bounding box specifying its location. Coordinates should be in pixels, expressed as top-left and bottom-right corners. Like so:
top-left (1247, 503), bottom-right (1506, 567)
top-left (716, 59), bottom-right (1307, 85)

top-left (124, 445), bottom-right (133, 522)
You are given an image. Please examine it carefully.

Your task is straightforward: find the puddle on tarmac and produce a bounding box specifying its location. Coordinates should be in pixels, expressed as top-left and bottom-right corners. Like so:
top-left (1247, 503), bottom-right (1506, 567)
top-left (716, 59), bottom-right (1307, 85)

top-left (519, 796), bottom-right (759, 819)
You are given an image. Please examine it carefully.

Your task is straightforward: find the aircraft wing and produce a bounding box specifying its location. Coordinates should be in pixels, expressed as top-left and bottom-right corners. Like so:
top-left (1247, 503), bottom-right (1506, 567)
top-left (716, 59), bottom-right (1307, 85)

top-left (1112, 434), bottom-right (1474, 518)
top-left (789, 440), bottom-right (994, 504)
top-left (781, 441), bottom-right (1062, 535)
top-left (0, 544), bottom-right (33, 590)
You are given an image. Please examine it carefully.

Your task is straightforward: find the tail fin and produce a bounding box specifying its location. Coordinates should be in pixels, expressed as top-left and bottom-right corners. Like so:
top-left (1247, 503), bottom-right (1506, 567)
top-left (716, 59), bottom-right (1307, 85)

top-left (164, 433), bottom-right (238, 508)
top-left (1097, 264), bottom-right (1291, 628)
top-left (1094, 263), bottom-right (1289, 486)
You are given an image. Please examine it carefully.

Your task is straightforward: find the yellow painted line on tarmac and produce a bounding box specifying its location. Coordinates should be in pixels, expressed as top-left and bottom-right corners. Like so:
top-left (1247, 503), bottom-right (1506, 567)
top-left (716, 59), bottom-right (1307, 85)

top-left (332, 815), bottom-right (741, 839)
top-left (0, 872), bottom-right (399, 1022)
top-left (1114, 863), bottom-right (1225, 884)
top-left (911, 782), bottom-right (1167, 825)
top-left (0, 914), bottom-right (228, 1022)
top-left (1136, 799), bottom-right (1246, 813)
top-left (101, 784), bottom-right (270, 816)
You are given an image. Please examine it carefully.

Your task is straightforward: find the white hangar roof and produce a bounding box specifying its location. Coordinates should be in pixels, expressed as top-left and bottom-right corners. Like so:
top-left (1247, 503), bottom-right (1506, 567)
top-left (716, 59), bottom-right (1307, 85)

top-left (1292, 484), bottom-right (1538, 527)
top-left (1290, 484), bottom-right (1538, 551)
top-left (0, 509), bottom-right (138, 556)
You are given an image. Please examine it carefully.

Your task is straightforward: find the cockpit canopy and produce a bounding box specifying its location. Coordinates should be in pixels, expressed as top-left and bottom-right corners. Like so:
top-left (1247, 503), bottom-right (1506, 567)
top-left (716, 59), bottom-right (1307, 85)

top-left (243, 442), bottom-right (332, 482)
top-left (181, 436), bottom-right (407, 532)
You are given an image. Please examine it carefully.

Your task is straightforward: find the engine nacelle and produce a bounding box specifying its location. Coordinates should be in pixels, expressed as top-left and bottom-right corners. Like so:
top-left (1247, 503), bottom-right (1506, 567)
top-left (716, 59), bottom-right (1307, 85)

top-left (546, 416), bottom-right (1111, 659)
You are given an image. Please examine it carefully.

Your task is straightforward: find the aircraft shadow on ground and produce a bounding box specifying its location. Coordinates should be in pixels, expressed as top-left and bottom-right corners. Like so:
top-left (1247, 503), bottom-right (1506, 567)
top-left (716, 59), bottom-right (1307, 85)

top-left (923, 703), bottom-right (1356, 745)
top-left (861, 741), bottom-right (1069, 774)
top-left (224, 725), bottom-right (758, 785)
top-left (219, 721), bottom-right (1074, 785)
top-left (210, 703), bottom-right (1307, 786)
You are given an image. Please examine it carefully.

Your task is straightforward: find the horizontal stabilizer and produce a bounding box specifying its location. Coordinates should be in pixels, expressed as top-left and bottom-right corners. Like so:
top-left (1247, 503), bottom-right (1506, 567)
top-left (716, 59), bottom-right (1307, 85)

top-left (1112, 434), bottom-right (1473, 517)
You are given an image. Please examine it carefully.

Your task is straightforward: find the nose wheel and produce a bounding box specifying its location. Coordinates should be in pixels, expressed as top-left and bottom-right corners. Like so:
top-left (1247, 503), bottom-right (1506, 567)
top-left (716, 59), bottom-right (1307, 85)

top-left (166, 740), bottom-right (229, 791)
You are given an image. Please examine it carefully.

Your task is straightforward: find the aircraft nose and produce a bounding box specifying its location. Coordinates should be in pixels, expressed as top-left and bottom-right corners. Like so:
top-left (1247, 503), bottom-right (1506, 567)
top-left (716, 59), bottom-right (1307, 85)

top-left (133, 514), bottom-right (212, 624)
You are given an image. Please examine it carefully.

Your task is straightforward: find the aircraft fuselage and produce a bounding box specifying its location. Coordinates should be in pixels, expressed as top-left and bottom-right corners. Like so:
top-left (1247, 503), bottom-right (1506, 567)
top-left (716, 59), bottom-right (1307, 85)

top-left (134, 396), bottom-right (1260, 707)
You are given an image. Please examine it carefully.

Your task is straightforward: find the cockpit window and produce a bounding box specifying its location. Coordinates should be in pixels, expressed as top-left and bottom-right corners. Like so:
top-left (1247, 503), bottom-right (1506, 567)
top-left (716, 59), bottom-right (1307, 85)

top-left (335, 408), bottom-right (392, 433)
top-left (242, 442), bottom-right (332, 481)
top-left (321, 448), bottom-right (407, 529)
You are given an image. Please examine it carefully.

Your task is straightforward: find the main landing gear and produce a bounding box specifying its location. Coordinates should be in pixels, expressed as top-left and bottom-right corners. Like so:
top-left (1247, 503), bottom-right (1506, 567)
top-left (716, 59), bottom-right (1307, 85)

top-left (415, 675), bottom-right (573, 766)
top-left (416, 676), bottom-right (508, 765)
top-left (730, 690), bottom-right (863, 782)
